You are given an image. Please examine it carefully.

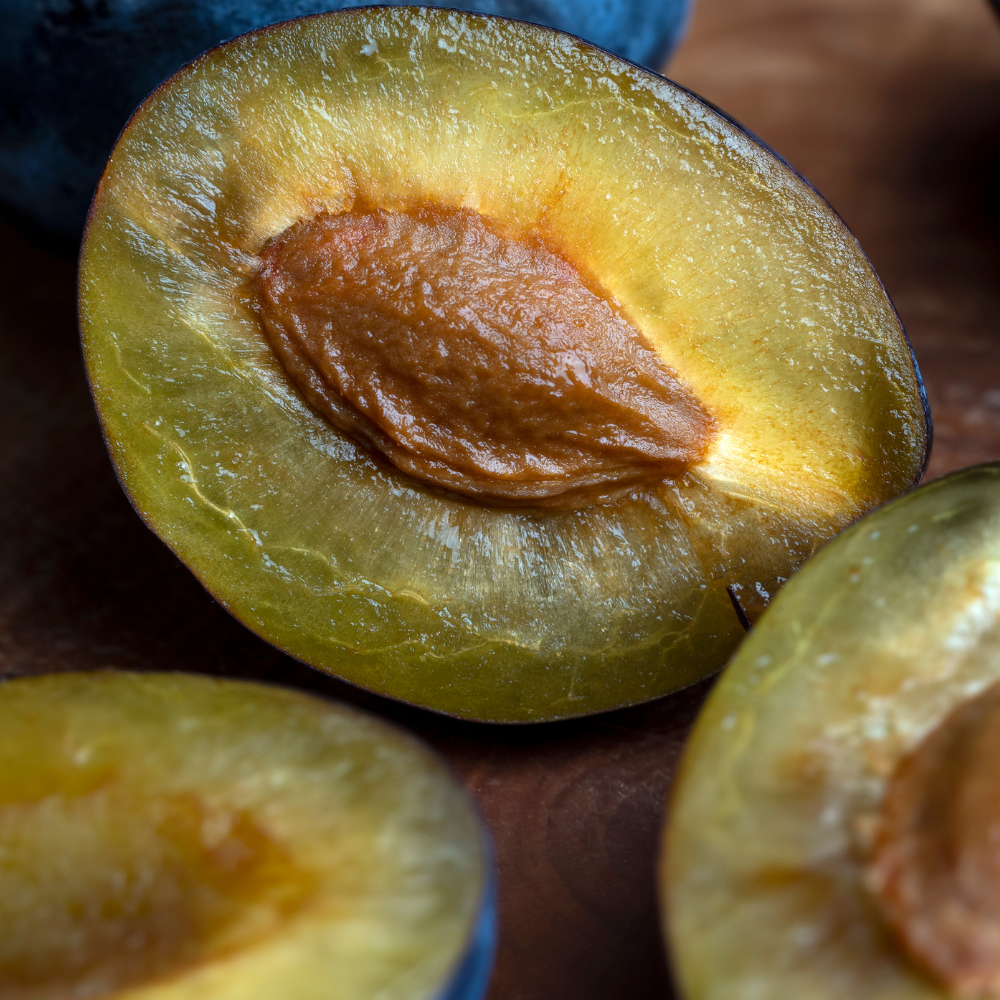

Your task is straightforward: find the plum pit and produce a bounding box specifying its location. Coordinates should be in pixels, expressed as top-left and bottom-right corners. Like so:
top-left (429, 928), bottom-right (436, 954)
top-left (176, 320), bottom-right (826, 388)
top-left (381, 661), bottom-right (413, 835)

top-left (255, 205), bottom-right (714, 509)
top-left (867, 679), bottom-right (1000, 996)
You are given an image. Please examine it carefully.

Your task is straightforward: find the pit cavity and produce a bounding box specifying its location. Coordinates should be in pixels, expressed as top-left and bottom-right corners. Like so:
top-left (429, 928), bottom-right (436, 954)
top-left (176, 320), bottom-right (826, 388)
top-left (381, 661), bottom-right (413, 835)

top-left (0, 787), bottom-right (313, 1000)
top-left (255, 205), bottom-right (713, 509)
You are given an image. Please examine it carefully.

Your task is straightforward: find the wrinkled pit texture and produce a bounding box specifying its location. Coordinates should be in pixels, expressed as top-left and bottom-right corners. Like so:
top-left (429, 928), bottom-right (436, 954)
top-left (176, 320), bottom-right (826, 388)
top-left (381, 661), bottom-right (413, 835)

top-left (254, 206), bottom-right (713, 509)
top-left (867, 679), bottom-right (1000, 997)
top-left (0, 787), bottom-right (312, 1000)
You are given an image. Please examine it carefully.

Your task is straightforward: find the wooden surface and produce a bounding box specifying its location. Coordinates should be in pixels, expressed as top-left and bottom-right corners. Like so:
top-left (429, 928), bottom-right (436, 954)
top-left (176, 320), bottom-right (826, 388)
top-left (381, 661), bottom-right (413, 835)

top-left (2, 0), bottom-right (1000, 997)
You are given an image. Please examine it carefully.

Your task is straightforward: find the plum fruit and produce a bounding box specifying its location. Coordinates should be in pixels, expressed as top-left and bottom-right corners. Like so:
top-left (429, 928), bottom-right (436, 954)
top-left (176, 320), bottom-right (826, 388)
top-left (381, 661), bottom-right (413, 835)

top-left (79, 7), bottom-right (930, 722)
top-left (0, 0), bottom-right (691, 245)
top-left (0, 670), bottom-right (494, 1000)
top-left (664, 463), bottom-right (1000, 1000)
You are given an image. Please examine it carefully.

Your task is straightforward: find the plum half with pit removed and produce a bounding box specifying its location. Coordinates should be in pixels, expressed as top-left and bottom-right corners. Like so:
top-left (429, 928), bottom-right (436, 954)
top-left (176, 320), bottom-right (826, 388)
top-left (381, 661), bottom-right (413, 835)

top-left (0, 671), bottom-right (493, 1000)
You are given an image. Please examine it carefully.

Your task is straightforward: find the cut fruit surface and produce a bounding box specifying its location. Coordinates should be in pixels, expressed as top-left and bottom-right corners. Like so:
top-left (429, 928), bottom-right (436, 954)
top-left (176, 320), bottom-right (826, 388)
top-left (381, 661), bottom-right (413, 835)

top-left (0, 671), bottom-right (492, 1000)
top-left (664, 463), bottom-right (1000, 1000)
top-left (79, 7), bottom-right (929, 721)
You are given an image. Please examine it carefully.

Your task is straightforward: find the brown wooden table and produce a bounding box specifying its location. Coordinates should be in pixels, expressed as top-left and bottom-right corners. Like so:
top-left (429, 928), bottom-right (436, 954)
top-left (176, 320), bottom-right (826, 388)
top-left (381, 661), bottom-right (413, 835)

top-left (2, 0), bottom-right (1000, 996)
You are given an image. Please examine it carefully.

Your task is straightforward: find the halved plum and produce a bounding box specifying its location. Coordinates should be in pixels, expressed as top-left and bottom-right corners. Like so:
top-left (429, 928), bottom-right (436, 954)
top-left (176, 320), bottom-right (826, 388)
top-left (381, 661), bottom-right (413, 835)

top-left (665, 463), bottom-right (1000, 1000)
top-left (0, 670), bottom-right (493, 1000)
top-left (79, 7), bottom-right (930, 721)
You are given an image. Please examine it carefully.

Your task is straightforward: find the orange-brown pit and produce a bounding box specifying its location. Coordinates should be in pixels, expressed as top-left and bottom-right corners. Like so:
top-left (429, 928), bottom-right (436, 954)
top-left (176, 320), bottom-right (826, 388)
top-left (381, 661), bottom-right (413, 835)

top-left (867, 679), bottom-right (1000, 996)
top-left (254, 205), bottom-right (713, 509)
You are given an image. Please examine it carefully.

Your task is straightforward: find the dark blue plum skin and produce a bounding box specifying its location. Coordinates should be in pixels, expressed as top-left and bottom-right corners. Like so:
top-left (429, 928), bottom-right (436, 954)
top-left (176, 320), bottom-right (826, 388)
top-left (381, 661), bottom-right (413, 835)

top-left (436, 871), bottom-right (497, 1000)
top-left (0, 0), bottom-right (692, 248)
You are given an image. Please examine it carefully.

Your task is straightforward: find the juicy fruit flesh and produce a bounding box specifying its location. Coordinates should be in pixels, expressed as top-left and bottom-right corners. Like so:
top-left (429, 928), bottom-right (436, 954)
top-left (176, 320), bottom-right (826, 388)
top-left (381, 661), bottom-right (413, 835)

top-left (0, 672), bottom-right (488, 1000)
top-left (0, 790), bottom-right (309, 1000)
top-left (868, 678), bottom-right (1000, 996)
top-left (254, 205), bottom-right (714, 509)
top-left (666, 465), bottom-right (1000, 1000)
top-left (79, 7), bottom-right (929, 720)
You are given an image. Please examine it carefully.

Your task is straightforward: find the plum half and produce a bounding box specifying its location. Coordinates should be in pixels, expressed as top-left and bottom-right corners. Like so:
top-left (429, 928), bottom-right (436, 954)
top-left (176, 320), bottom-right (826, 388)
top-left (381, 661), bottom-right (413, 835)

top-left (79, 7), bottom-right (930, 722)
top-left (0, 0), bottom-right (691, 244)
top-left (0, 670), bottom-right (493, 1000)
top-left (664, 463), bottom-right (1000, 1000)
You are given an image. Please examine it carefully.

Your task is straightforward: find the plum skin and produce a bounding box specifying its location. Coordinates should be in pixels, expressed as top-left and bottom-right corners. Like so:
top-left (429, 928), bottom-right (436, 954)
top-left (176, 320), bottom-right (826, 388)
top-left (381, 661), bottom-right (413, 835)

top-left (0, 0), bottom-right (691, 247)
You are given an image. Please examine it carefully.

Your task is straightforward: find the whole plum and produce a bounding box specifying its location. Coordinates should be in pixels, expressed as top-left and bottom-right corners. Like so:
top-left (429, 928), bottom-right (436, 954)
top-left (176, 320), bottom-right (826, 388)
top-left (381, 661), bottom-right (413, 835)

top-left (0, 0), bottom-right (692, 246)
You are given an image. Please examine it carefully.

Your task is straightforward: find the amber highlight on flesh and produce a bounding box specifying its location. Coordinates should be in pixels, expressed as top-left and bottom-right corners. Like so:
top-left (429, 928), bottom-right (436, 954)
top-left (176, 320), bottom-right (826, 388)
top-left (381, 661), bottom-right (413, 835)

top-left (254, 205), bottom-right (714, 509)
top-left (0, 790), bottom-right (313, 1000)
top-left (866, 678), bottom-right (1000, 997)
